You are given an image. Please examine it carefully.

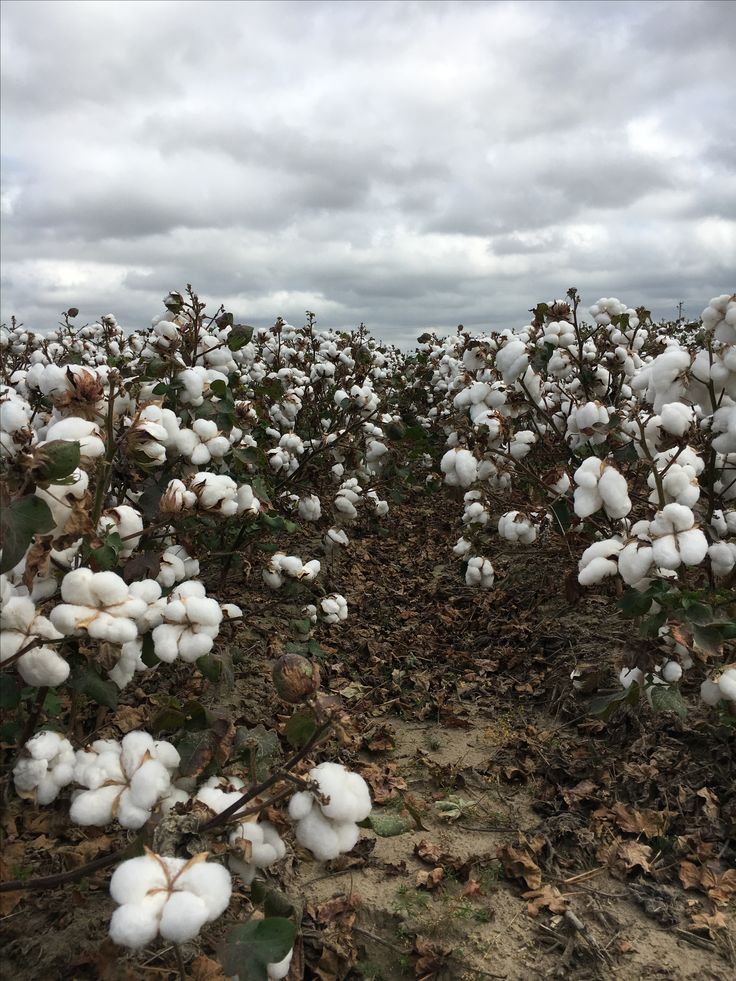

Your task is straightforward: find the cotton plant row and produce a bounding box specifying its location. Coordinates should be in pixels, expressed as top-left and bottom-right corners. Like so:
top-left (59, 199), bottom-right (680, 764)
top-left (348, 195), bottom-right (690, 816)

top-left (1, 292), bottom-right (402, 968)
top-left (12, 726), bottom-right (371, 964)
top-left (419, 290), bottom-right (736, 711)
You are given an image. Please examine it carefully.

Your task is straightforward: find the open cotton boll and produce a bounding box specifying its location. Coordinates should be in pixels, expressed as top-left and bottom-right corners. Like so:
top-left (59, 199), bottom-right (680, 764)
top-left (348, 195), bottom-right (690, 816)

top-left (109, 852), bottom-right (232, 948)
top-left (51, 568), bottom-right (147, 645)
top-left (659, 402), bottom-right (694, 437)
top-left (228, 820), bottom-right (286, 885)
top-left (453, 537), bottom-right (472, 557)
top-left (620, 667), bottom-right (644, 689)
top-left (98, 505), bottom-right (144, 558)
top-left (13, 730), bottom-right (76, 804)
top-left (71, 732), bottom-right (178, 829)
top-left (708, 541), bottom-right (736, 577)
top-left (700, 679), bottom-right (723, 706)
top-left (496, 339), bottom-right (529, 382)
top-left (465, 556), bottom-right (495, 588)
top-left (43, 417), bottom-right (105, 458)
top-left (440, 447), bottom-right (477, 488)
top-left (267, 950), bottom-right (294, 980)
top-left (578, 539), bottom-right (622, 585)
top-left (0, 595), bottom-right (69, 687)
top-left (320, 593), bottom-right (348, 623)
top-left (618, 541), bottom-right (654, 585)
top-left (298, 494), bottom-right (322, 522)
top-left (597, 465), bottom-right (631, 519)
top-left (649, 504), bottom-right (708, 570)
top-left (498, 511), bottom-right (537, 545)
top-left (662, 661), bottom-right (683, 684)
top-left (719, 668), bottom-right (736, 702)
top-left (310, 762), bottom-right (372, 824)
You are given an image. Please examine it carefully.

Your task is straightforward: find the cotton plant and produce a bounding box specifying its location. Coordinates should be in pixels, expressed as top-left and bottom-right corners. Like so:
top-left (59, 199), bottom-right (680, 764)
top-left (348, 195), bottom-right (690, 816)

top-left (288, 762), bottom-right (371, 862)
top-left (108, 850), bottom-right (232, 948)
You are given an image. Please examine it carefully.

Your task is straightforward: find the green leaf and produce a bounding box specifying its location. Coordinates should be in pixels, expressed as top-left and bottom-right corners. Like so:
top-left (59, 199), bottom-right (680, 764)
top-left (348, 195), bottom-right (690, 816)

top-left (360, 813), bottom-right (413, 837)
top-left (649, 684), bottom-right (688, 719)
top-left (618, 588), bottom-right (654, 618)
top-left (284, 708), bottom-right (317, 749)
top-left (227, 325), bottom-right (254, 351)
top-left (0, 673), bottom-right (22, 709)
top-left (36, 440), bottom-right (81, 481)
top-left (550, 499), bottom-right (571, 532)
top-left (196, 655), bottom-right (222, 683)
top-left (151, 706), bottom-right (187, 735)
top-left (210, 379), bottom-right (228, 399)
top-left (218, 918), bottom-right (296, 981)
top-left (0, 496), bottom-right (55, 574)
top-left (289, 618), bottom-right (313, 638)
top-left (70, 665), bottom-right (119, 709)
top-left (588, 685), bottom-right (640, 721)
top-left (90, 544), bottom-right (119, 571)
top-left (284, 641), bottom-right (309, 655)
top-left (140, 632), bottom-right (158, 667)
top-left (250, 881), bottom-right (296, 919)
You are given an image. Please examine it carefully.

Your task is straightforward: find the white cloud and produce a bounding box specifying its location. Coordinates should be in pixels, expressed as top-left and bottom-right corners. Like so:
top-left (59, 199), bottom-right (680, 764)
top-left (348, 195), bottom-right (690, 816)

top-left (1, 0), bottom-right (734, 347)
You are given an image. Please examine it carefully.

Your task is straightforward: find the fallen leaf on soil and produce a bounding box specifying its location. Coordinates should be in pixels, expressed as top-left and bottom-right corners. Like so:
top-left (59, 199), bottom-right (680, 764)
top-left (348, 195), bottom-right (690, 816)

top-left (357, 762), bottom-right (407, 803)
top-left (689, 908), bottom-right (727, 936)
top-left (462, 878), bottom-right (482, 897)
top-left (189, 954), bottom-right (227, 981)
top-left (312, 892), bottom-right (360, 926)
top-left (597, 839), bottom-right (652, 874)
top-left (610, 801), bottom-right (669, 837)
top-left (416, 867), bottom-right (444, 890)
top-left (497, 843), bottom-right (543, 889)
top-left (678, 861), bottom-right (736, 904)
top-left (695, 787), bottom-right (720, 822)
top-left (415, 838), bottom-right (444, 865)
top-left (413, 938), bottom-right (453, 979)
top-left (523, 884), bottom-right (568, 917)
top-left (0, 842), bottom-right (25, 915)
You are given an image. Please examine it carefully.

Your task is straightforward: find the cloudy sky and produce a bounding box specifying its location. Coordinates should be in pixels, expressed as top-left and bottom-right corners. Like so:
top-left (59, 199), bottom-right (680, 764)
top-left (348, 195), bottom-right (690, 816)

top-left (1, 0), bottom-right (734, 346)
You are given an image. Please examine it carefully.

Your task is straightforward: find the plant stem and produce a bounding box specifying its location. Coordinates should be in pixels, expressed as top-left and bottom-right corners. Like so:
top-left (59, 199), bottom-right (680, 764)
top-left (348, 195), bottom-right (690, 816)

top-left (173, 943), bottom-right (187, 981)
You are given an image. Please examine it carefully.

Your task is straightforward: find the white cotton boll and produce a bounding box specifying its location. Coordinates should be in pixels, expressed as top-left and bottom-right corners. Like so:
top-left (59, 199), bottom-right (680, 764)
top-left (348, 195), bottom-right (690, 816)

top-left (129, 759), bottom-right (171, 811)
top-left (496, 339), bottom-right (529, 382)
top-left (660, 402), bottom-right (694, 437)
top-left (708, 541), bottom-right (736, 577)
top-left (310, 762), bottom-right (372, 823)
top-left (288, 791), bottom-right (314, 821)
top-left (618, 542), bottom-right (654, 585)
top-left (718, 669), bottom-right (736, 701)
top-left (13, 730), bottom-right (76, 804)
top-left (620, 667), bottom-right (644, 689)
top-left (700, 679), bottom-right (723, 706)
top-left (109, 898), bottom-right (163, 949)
top-left (453, 537), bottom-right (472, 557)
top-left (597, 465), bottom-right (631, 518)
top-left (15, 646), bottom-right (70, 687)
top-left (268, 950), bottom-right (294, 980)
top-left (159, 891), bottom-right (210, 943)
top-left (573, 486), bottom-right (601, 519)
top-left (294, 805), bottom-right (343, 861)
top-left (662, 661), bottom-right (683, 684)
top-left (677, 528), bottom-right (708, 566)
top-left (70, 784), bottom-right (123, 826)
top-left (300, 559), bottom-right (321, 581)
top-left (578, 555), bottom-right (619, 585)
top-left (298, 495), bottom-right (322, 521)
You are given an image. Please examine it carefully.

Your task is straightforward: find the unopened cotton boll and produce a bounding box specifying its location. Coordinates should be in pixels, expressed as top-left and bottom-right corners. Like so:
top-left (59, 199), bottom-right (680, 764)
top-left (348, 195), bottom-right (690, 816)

top-left (13, 730), bottom-right (75, 804)
top-left (108, 852), bottom-right (232, 948)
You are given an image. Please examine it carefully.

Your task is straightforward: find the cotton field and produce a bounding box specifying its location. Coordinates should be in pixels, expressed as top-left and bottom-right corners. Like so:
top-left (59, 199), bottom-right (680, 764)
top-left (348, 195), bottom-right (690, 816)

top-left (1, 287), bottom-right (734, 977)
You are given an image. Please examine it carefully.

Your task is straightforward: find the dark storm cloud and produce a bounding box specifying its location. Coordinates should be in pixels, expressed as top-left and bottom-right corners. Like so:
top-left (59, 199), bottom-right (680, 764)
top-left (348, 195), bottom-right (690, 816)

top-left (1, 0), bottom-right (734, 348)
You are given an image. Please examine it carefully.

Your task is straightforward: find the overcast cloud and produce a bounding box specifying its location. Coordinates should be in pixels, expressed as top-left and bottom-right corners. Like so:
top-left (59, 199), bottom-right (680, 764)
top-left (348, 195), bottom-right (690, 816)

top-left (1, 0), bottom-right (735, 346)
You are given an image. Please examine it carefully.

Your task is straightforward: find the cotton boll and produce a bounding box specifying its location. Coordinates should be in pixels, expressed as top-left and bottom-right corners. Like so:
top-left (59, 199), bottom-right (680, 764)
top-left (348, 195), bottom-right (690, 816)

top-left (597, 464), bottom-right (631, 519)
top-left (13, 730), bottom-right (76, 804)
top-left (578, 555), bottom-right (618, 585)
top-left (660, 402), bottom-right (694, 437)
top-left (109, 897), bottom-right (163, 949)
top-left (465, 556), bottom-right (494, 588)
top-left (700, 679), bottom-right (722, 706)
top-left (662, 661), bottom-right (683, 684)
top-left (618, 542), bottom-right (654, 585)
top-left (310, 762), bottom-right (372, 823)
top-left (620, 667), bottom-right (644, 689)
top-left (159, 891), bottom-right (210, 942)
top-left (268, 950), bottom-right (294, 980)
top-left (453, 537), bottom-right (472, 557)
top-left (719, 668), bottom-right (736, 702)
top-left (708, 541), bottom-right (736, 577)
